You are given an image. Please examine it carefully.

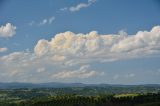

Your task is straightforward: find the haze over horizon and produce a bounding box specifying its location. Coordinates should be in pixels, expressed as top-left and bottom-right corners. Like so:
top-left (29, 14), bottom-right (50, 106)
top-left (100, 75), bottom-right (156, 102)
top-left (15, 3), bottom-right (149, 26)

top-left (0, 0), bottom-right (160, 84)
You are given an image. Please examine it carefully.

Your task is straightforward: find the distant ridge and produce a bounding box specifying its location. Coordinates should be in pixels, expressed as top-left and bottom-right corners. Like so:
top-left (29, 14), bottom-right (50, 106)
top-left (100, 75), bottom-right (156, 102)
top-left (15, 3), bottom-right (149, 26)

top-left (0, 82), bottom-right (160, 89)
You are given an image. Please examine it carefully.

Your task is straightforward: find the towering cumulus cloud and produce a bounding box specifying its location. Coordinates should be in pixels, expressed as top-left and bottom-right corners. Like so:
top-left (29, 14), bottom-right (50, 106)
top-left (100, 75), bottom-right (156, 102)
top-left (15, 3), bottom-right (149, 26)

top-left (0, 26), bottom-right (160, 82)
top-left (111, 26), bottom-right (160, 53)
top-left (34, 26), bottom-right (160, 62)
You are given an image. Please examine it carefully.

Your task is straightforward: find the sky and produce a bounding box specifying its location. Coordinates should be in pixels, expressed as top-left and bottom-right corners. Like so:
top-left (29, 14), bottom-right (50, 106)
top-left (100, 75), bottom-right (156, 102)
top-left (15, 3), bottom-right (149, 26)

top-left (0, 0), bottom-right (160, 84)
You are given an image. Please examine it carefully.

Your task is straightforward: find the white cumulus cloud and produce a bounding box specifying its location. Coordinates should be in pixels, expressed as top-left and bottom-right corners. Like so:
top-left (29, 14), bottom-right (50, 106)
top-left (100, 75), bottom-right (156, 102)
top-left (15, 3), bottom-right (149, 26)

top-left (111, 26), bottom-right (160, 53)
top-left (0, 23), bottom-right (16, 38)
top-left (34, 26), bottom-right (160, 62)
top-left (0, 25), bottom-right (160, 82)
top-left (0, 47), bottom-right (8, 52)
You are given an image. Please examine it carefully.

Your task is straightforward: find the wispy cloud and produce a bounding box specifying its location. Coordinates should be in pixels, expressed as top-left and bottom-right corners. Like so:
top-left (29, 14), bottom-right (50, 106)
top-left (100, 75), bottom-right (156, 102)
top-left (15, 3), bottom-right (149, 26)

top-left (39, 19), bottom-right (48, 26)
top-left (0, 23), bottom-right (16, 38)
top-left (28, 21), bottom-right (35, 26)
top-left (37, 67), bottom-right (46, 73)
top-left (60, 7), bottom-right (68, 11)
top-left (28, 16), bottom-right (55, 26)
top-left (48, 17), bottom-right (55, 24)
top-left (125, 73), bottom-right (135, 78)
top-left (113, 74), bottom-right (119, 80)
top-left (39, 16), bottom-right (55, 26)
top-left (60, 0), bottom-right (97, 12)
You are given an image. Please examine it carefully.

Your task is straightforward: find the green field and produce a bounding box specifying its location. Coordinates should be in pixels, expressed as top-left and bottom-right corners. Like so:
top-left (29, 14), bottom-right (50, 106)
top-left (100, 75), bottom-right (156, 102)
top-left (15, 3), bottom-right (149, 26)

top-left (114, 93), bottom-right (139, 98)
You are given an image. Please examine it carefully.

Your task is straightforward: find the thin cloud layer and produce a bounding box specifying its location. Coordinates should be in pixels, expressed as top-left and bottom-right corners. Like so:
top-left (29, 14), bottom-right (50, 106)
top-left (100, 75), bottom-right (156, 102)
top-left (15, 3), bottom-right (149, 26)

top-left (52, 65), bottom-right (98, 79)
top-left (0, 23), bottom-right (16, 38)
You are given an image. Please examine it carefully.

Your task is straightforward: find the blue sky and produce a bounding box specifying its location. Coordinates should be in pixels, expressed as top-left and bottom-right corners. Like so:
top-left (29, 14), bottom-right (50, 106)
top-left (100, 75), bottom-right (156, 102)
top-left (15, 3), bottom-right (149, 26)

top-left (0, 0), bottom-right (160, 84)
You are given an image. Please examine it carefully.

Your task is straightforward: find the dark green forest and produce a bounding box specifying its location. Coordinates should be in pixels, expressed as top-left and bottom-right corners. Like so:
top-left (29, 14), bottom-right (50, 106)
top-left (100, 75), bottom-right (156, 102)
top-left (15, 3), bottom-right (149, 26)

top-left (0, 93), bottom-right (160, 106)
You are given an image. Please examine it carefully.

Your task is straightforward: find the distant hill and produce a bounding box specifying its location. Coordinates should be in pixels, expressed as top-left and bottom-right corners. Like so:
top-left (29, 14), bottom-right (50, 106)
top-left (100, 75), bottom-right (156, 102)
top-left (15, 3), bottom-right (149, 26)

top-left (0, 82), bottom-right (160, 89)
top-left (0, 82), bottom-right (85, 89)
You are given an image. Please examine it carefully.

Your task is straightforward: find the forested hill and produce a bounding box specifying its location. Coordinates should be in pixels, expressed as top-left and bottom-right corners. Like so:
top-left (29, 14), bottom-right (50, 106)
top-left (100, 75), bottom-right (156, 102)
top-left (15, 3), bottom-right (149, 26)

top-left (0, 82), bottom-right (160, 89)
